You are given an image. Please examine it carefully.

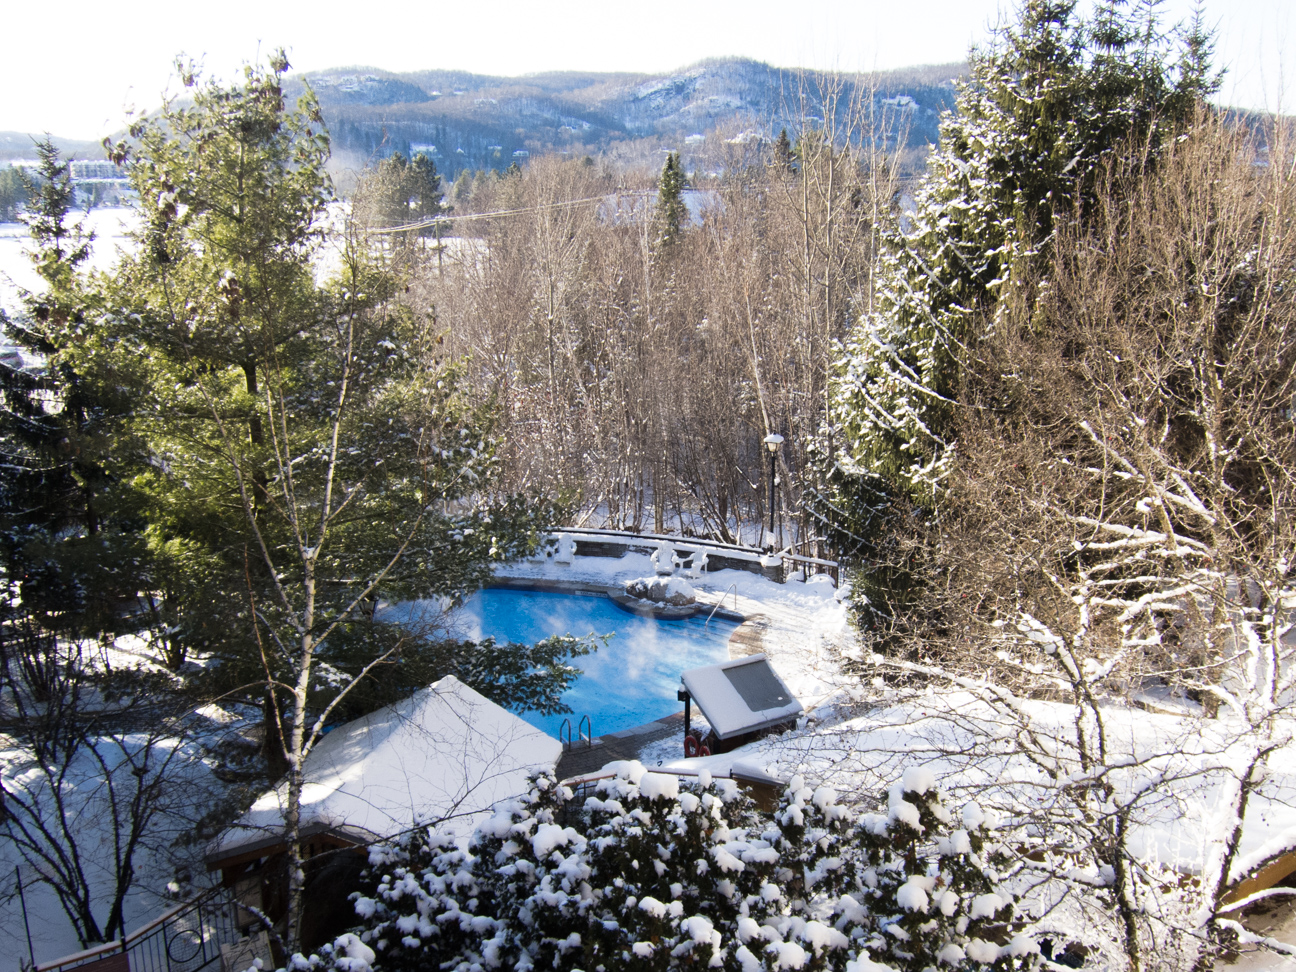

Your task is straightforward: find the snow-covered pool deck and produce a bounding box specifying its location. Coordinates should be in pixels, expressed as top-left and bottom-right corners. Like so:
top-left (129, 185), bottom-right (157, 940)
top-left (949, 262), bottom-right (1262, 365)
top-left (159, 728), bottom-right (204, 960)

top-left (494, 547), bottom-right (857, 773)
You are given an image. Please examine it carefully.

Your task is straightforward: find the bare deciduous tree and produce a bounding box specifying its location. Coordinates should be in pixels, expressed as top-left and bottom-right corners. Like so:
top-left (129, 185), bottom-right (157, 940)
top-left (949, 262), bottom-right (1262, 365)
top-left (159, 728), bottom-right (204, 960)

top-left (408, 100), bottom-right (903, 549)
top-left (0, 616), bottom-right (198, 946)
top-left (857, 112), bottom-right (1296, 969)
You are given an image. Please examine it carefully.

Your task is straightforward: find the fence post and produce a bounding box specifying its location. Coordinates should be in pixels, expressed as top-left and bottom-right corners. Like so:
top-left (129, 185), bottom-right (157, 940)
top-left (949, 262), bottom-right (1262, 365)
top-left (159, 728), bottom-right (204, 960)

top-left (16, 866), bottom-right (35, 971)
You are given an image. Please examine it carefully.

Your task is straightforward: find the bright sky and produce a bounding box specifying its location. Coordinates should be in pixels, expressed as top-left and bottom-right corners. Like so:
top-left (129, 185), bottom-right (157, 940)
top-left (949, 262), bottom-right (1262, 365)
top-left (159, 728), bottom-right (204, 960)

top-left (4, 0), bottom-right (1293, 141)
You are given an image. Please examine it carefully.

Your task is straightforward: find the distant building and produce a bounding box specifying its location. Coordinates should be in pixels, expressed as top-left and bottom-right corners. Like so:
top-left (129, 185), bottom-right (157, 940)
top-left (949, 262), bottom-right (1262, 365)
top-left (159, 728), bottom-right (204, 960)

top-left (8, 157), bottom-right (132, 207)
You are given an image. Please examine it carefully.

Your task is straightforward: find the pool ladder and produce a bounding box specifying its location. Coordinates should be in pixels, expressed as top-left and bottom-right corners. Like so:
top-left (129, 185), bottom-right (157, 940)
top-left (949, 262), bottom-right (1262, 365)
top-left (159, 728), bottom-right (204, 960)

top-left (705, 584), bottom-right (739, 626)
top-left (560, 714), bottom-right (592, 751)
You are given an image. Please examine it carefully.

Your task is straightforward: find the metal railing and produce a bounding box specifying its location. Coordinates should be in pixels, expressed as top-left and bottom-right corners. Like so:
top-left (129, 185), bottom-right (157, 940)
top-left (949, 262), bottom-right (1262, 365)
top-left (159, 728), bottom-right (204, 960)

top-left (705, 584), bottom-right (740, 626)
top-left (779, 551), bottom-right (840, 585)
top-left (37, 889), bottom-right (242, 972)
top-left (559, 714), bottom-right (594, 752)
top-left (541, 528), bottom-right (840, 587)
top-left (556, 527), bottom-right (766, 557)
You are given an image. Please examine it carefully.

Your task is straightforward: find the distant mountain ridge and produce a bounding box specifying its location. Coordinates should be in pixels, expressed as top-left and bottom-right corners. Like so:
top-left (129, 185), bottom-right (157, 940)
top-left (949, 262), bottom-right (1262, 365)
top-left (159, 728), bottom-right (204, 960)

top-left (0, 59), bottom-right (966, 179)
top-left (290, 58), bottom-right (965, 177)
top-left (0, 131), bottom-right (104, 164)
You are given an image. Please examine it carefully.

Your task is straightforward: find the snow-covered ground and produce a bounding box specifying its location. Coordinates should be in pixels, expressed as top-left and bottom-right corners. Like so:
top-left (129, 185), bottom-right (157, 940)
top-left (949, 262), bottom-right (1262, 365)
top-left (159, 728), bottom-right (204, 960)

top-left (6, 549), bottom-right (1295, 968)
top-left (0, 552), bottom-right (852, 971)
top-left (507, 552), bottom-right (1296, 960)
top-left (0, 722), bottom-right (230, 970)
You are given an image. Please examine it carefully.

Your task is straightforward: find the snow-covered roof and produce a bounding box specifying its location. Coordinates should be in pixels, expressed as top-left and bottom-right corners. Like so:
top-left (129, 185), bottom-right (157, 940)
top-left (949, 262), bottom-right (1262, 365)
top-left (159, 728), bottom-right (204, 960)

top-left (681, 654), bottom-right (803, 740)
top-left (208, 675), bottom-right (561, 863)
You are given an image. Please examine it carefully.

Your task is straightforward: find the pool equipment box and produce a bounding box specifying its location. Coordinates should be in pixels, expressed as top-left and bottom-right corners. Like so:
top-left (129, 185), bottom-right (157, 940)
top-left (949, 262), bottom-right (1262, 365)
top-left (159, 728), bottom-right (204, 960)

top-left (678, 654), bottom-right (803, 754)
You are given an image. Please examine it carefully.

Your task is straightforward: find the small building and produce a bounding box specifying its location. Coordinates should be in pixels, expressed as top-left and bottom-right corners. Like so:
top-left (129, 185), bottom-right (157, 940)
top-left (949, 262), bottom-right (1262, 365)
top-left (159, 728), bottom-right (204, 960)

top-left (205, 675), bottom-right (561, 951)
top-left (678, 654), bottom-right (802, 755)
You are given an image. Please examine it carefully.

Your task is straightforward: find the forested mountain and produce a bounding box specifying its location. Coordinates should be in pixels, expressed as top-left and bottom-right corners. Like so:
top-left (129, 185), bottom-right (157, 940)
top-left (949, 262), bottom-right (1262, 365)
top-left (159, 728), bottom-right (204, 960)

top-left (0, 132), bottom-right (103, 164)
top-left (290, 58), bottom-right (963, 176)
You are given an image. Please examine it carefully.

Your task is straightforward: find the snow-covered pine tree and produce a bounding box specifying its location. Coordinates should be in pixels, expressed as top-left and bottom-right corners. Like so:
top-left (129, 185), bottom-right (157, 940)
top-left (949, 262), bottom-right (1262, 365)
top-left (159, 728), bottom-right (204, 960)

top-left (810, 0), bottom-right (1219, 573)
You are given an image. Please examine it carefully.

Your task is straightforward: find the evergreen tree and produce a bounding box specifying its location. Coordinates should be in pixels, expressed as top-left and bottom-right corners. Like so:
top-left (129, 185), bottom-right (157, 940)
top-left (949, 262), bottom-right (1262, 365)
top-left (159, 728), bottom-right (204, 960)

top-left (450, 168), bottom-right (473, 208)
top-left (82, 54), bottom-right (569, 947)
top-left (811, 0), bottom-right (1220, 581)
top-left (406, 152), bottom-right (445, 223)
top-left (0, 139), bottom-right (144, 640)
top-left (315, 765), bottom-right (1040, 972)
top-left (654, 151), bottom-right (688, 247)
top-left (354, 151), bottom-right (449, 252)
top-left (773, 127), bottom-right (796, 172)
top-left (0, 142), bottom-right (191, 949)
top-left (0, 165), bottom-right (28, 221)
top-left (356, 151), bottom-right (447, 228)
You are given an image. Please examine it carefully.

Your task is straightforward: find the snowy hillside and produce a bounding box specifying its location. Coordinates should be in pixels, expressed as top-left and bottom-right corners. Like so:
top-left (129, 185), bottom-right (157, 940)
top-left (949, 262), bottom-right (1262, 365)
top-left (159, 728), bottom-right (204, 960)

top-left (296, 58), bottom-right (961, 177)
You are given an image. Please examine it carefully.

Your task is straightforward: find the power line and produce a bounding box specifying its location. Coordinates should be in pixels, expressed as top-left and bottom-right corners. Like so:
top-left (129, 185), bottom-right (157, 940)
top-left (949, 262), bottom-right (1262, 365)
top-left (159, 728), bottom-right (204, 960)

top-left (366, 190), bottom-right (656, 235)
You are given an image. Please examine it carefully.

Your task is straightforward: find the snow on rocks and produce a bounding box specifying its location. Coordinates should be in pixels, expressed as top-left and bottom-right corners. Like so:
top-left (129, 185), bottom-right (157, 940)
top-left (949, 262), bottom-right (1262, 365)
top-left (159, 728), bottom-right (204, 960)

top-left (625, 574), bottom-right (697, 606)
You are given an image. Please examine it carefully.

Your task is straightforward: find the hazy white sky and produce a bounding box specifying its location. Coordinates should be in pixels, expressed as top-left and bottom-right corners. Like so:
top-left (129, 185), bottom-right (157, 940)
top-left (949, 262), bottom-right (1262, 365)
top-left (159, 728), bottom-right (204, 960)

top-left (4, 0), bottom-right (1293, 140)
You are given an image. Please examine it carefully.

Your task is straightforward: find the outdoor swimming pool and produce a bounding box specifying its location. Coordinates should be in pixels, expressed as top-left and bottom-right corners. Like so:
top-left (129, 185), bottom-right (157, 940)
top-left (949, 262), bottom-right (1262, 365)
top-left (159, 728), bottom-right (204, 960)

top-left (450, 587), bottom-right (738, 738)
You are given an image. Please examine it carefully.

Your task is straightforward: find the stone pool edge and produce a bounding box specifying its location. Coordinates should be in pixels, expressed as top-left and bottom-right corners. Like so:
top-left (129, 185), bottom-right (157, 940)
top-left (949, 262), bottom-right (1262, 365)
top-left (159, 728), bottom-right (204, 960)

top-left (483, 575), bottom-right (747, 625)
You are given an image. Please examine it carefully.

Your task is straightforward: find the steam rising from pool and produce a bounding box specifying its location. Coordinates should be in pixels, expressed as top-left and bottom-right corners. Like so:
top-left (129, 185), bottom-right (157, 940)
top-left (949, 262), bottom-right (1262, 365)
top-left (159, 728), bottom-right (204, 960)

top-left (451, 588), bottom-right (737, 738)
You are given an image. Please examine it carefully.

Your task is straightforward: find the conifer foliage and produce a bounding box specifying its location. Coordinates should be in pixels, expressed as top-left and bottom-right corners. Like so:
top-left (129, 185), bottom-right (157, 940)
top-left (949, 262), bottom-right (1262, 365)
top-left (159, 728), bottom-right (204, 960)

top-left (353, 151), bottom-right (448, 238)
top-left (81, 54), bottom-right (569, 947)
top-left (305, 763), bottom-right (1039, 972)
top-left (813, 0), bottom-right (1220, 562)
top-left (654, 152), bottom-right (689, 248)
top-left (0, 137), bottom-right (144, 640)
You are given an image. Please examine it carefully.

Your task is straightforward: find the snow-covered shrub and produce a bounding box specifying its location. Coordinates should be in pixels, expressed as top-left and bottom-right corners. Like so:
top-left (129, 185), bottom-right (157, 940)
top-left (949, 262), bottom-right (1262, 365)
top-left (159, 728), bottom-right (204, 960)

top-left (818, 768), bottom-right (1038, 972)
top-left (314, 764), bottom-right (1039, 972)
top-left (773, 775), bottom-right (856, 905)
top-left (625, 576), bottom-right (697, 607)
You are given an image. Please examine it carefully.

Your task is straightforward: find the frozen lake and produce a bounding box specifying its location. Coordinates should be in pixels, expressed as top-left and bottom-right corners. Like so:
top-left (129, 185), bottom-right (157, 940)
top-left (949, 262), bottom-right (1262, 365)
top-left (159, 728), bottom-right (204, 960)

top-left (0, 207), bottom-right (139, 315)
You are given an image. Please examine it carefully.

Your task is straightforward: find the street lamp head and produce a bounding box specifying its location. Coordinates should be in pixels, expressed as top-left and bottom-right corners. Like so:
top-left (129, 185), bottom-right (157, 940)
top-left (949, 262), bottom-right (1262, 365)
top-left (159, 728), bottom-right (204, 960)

top-left (763, 433), bottom-right (784, 454)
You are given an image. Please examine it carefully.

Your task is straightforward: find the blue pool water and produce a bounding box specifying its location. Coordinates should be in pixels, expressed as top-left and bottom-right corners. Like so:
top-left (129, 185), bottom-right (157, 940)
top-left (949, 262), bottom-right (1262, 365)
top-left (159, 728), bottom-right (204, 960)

top-left (451, 588), bottom-right (737, 738)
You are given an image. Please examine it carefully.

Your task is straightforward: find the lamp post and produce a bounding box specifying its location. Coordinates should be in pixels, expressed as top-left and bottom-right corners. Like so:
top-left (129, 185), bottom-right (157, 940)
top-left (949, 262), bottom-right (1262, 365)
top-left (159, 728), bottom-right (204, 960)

top-left (762, 433), bottom-right (783, 551)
